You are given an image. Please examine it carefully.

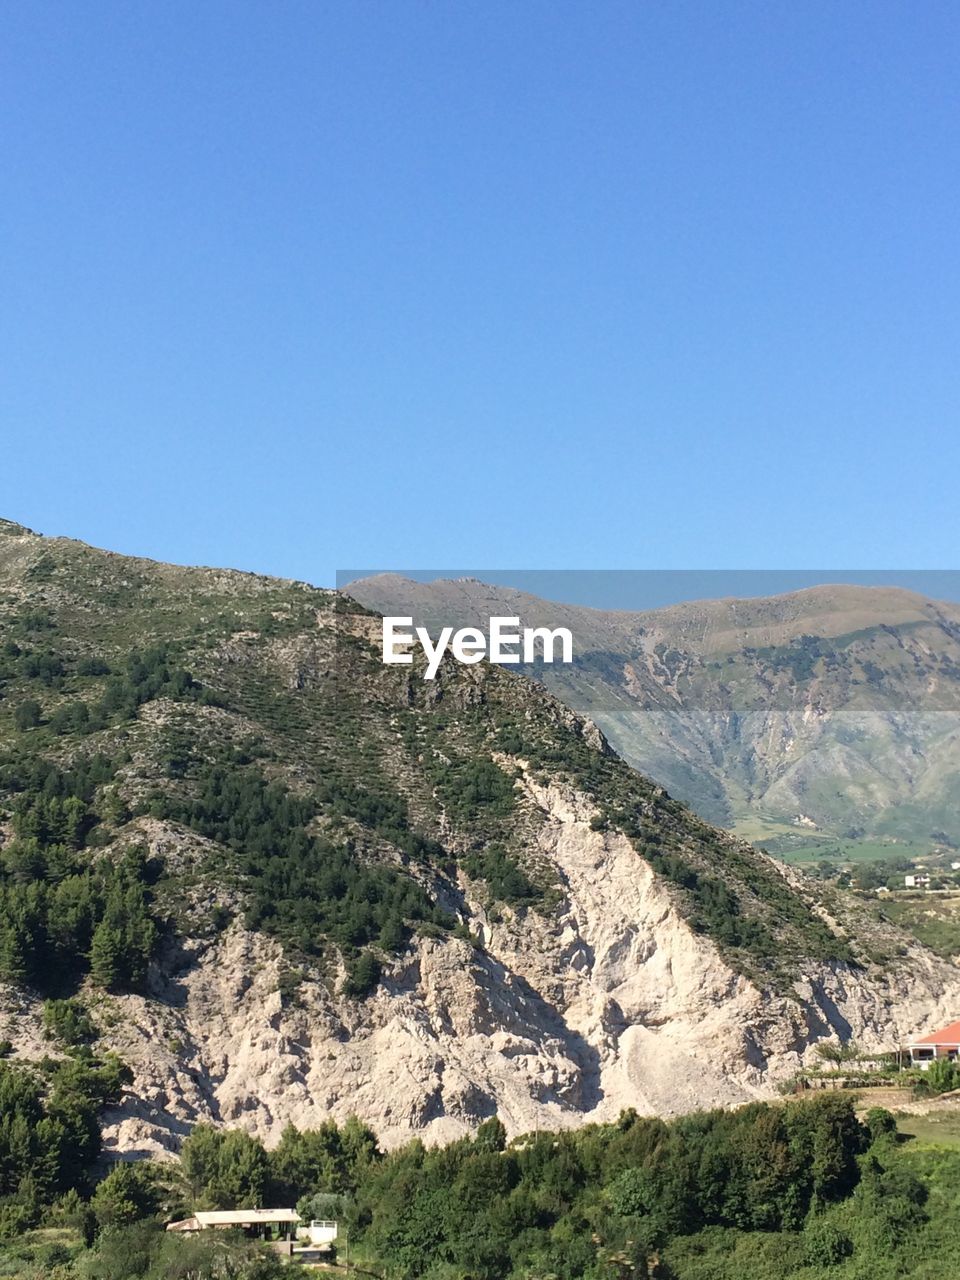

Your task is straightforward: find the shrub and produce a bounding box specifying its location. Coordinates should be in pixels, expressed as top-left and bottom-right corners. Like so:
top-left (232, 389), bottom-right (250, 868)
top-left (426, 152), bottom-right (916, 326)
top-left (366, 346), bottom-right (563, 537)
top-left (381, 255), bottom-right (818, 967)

top-left (917, 1056), bottom-right (960, 1096)
top-left (803, 1219), bottom-right (853, 1266)
top-left (42, 998), bottom-right (95, 1049)
top-left (343, 951), bottom-right (381, 998)
top-left (13, 700), bottom-right (41, 731)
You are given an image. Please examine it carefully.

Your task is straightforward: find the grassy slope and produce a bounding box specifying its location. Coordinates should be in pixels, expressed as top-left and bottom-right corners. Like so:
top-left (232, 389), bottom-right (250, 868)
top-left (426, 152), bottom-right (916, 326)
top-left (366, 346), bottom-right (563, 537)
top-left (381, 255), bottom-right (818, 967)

top-left (878, 896), bottom-right (960, 962)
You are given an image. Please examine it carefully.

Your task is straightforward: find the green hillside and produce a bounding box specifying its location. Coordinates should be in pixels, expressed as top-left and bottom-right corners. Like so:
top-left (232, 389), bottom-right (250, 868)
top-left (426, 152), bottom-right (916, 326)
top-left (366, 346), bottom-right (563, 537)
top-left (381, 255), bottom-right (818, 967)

top-left (0, 520), bottom-right (871, 1001)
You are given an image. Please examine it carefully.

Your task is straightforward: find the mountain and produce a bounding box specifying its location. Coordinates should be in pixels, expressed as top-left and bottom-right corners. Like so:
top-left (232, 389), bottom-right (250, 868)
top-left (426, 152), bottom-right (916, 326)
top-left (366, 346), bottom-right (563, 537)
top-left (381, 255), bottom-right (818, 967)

top-left (0, 519), bottom-right (957, 1160)
top-left (347, 575), bottom-right (960, 857)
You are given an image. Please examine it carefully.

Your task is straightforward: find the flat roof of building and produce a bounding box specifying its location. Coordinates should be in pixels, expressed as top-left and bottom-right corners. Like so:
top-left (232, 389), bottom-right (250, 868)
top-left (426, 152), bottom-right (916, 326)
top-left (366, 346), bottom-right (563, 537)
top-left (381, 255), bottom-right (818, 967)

top-left (167, 1209), bottom-right (300, 1231)
top-left (197, 1210), bottom-right (300, 1226)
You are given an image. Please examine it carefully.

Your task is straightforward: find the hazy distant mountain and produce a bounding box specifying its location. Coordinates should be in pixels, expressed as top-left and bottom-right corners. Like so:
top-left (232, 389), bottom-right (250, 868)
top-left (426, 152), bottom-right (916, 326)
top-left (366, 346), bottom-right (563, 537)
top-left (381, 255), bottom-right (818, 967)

top-left (347, 575), bottom-right (960, 853)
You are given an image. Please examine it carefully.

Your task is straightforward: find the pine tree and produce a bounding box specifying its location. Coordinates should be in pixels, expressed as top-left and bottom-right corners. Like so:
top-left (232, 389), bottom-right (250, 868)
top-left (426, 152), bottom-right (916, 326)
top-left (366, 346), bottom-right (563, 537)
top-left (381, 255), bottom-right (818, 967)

top-left (0, 924), bottom-right (28, 985)
top-left (89, 922), bottom-right (124, 990)
top-left (90, 1162), bottom-right (155, 1229)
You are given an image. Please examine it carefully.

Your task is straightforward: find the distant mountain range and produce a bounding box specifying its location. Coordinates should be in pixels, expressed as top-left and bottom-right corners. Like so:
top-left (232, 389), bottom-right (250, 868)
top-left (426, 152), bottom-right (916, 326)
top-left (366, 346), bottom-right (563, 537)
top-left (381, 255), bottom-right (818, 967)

top-left (347, 575), bottom-right (960, 856)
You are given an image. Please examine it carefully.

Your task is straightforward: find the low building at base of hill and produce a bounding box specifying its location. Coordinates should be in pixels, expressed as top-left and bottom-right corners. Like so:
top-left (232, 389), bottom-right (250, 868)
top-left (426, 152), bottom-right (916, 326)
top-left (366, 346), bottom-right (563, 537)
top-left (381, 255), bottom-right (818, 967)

top-left (906, 1020), bottom-right (960, 1068)
top-left (166, 1208), bottom-right (301, 1255)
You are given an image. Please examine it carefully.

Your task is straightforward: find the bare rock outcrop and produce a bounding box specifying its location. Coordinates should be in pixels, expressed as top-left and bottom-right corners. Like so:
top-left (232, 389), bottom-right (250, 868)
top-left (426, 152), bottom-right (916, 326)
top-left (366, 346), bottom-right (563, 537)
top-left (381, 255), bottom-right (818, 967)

top-left (79, 777), bottom-right (960, 1157)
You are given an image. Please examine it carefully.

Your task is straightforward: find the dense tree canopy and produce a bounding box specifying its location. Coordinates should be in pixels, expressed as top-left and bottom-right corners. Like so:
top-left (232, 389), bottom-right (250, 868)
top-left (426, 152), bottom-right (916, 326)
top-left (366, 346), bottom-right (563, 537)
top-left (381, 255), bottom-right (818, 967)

top-left (0, 748), bottom-right (158, 997)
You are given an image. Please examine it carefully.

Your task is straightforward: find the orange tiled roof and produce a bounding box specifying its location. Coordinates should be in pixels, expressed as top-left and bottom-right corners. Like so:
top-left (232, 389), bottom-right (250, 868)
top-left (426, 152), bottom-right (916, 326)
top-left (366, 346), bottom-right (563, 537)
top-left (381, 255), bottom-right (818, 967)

top-left (911, 1020), bottom-right (960, 1046)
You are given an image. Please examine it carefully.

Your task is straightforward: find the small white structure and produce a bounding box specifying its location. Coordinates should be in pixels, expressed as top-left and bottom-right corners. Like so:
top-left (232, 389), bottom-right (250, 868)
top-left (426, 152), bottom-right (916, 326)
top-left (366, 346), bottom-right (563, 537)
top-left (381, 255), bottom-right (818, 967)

top-left (299, 1219), bottom-right (339, 1247)
top-left (905, 874), bottom-right (931, 888)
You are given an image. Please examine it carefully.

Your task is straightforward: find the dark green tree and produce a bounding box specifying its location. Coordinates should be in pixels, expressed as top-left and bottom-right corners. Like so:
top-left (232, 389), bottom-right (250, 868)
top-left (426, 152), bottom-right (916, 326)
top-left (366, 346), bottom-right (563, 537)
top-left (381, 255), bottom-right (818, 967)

top-left (14, 699), bottom-right (41, 731)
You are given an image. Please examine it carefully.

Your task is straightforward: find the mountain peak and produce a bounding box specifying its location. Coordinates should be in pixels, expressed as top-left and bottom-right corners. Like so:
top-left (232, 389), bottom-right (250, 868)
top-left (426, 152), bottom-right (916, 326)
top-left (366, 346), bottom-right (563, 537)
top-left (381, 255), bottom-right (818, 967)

top-left (0, 517), bottom-right (38, 538)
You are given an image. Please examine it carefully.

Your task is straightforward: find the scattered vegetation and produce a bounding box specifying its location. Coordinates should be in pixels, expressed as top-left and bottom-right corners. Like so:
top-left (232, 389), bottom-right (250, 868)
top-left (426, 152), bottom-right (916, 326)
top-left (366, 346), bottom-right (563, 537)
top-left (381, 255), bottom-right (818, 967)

top-left (488, 710), bottom-right (855, 980)
top-left (878, 894), bottom-right (960, 960)
top-left (4, 646), bottom-right (222, 739)
top-left (149, 763), bottom-right (453, 979)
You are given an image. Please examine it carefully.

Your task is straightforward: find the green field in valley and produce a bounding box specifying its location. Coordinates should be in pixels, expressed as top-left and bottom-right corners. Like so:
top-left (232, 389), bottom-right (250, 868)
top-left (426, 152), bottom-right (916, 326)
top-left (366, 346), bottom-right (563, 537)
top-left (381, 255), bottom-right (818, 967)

top-left (729, 814), bottom-right (932, 868)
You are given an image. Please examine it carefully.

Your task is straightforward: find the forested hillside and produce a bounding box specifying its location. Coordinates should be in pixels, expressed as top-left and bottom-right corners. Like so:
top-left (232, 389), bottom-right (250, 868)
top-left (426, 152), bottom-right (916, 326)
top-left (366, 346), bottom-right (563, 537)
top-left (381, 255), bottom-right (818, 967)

top-left (0, 519), bottom-right (887, 1000)
top-left (0, 1091), bottom-right (956, 1280)
top-left (0, 519), bottom-right (956, 1159)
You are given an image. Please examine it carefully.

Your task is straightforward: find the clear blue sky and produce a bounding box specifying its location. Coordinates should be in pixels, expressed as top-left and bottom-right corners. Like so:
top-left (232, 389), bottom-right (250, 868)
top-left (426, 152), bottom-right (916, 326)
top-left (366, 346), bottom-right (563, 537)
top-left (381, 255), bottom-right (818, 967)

top-left (2, 1), bottom-right (958, 586)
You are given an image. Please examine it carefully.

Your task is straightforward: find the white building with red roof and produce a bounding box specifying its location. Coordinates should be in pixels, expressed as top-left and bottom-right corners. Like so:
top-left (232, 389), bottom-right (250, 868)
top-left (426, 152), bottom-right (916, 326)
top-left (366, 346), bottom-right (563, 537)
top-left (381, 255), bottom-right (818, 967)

top-left (907, 1020), bottom-right (960, 1067)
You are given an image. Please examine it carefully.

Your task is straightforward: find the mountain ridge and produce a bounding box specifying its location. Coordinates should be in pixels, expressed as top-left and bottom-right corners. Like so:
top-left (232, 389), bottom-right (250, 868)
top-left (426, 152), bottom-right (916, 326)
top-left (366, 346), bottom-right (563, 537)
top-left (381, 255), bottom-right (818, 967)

top-left (0, 525), bottom-right (957, 1155)
top-left (348, 574), bottom-right (960, 847)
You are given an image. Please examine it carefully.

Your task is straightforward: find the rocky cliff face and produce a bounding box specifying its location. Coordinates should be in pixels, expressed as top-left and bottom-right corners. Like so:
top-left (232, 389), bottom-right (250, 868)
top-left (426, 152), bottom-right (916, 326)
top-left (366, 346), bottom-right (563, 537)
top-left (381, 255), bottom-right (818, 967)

top-left (56, 772), bottom-right (960, 1157)
top-left (0, 523), bottom-right (958, 1158)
